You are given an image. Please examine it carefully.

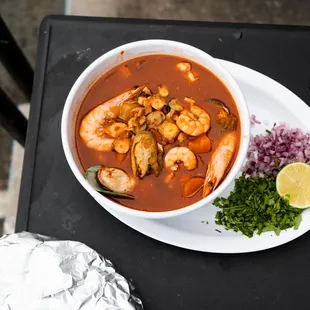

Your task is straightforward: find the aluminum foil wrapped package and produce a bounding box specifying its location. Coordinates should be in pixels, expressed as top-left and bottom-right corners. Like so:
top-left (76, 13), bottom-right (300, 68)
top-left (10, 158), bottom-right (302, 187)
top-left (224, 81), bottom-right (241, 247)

top-left (0, 232), bottom-right (143, 310)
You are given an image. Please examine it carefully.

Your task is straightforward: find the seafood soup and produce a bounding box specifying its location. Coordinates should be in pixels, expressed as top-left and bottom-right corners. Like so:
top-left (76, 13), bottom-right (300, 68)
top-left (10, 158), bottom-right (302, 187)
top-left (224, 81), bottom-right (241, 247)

top-left (76, 55), bottom-right (241, 212)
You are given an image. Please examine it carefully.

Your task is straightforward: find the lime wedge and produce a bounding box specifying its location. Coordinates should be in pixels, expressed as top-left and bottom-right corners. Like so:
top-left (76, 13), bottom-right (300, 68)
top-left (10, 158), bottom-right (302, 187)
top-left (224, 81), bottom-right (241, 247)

top-left (276, 162), bottom-right (310, 209)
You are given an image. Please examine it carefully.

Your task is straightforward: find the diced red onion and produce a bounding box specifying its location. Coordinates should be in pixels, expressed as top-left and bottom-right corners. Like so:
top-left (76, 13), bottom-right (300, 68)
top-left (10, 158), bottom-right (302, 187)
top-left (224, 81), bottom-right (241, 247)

top-left (244, 120), bottom-right (310, 176)
top-left (250, 114), bottom-right (261, 126)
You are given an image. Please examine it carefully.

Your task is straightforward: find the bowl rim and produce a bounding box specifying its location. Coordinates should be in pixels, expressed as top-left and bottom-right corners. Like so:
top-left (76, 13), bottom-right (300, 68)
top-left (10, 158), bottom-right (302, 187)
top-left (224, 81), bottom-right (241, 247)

top-left (61, 39), bottom-right (250, 219)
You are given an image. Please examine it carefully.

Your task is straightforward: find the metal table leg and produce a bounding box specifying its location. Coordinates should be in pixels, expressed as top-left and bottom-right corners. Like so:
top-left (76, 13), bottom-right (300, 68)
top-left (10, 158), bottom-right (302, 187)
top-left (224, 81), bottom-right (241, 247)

top-left (0, 88), bottom-right (28, 147)
top-left (0, 16), bottom-right (34, 102)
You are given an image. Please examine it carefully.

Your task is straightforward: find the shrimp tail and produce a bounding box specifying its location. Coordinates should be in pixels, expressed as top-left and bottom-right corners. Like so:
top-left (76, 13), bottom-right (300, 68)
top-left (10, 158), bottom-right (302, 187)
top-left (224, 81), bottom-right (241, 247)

top-left (107, 85), bottom-right (145, 107)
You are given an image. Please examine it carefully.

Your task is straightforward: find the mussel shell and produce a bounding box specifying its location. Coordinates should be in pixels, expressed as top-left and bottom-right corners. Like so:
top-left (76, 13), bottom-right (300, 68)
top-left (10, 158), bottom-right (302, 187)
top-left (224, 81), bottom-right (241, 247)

top-left (84, 165), bottom-right (134, 199)
top-left (97, 166), bottom-right (133, 193)
top-left (131, 131), bottom-right (161, 179)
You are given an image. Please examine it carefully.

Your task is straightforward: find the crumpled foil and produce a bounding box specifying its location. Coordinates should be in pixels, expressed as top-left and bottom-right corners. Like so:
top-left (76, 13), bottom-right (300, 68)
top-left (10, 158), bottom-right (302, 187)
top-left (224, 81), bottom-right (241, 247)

top-left (0, 232), bottom-right (143, 310)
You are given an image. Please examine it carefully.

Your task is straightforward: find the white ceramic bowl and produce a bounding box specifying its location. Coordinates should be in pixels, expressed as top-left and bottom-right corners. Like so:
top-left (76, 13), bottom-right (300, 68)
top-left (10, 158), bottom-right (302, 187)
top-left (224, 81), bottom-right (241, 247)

top-left (61, 39), bottom-right (250, 219)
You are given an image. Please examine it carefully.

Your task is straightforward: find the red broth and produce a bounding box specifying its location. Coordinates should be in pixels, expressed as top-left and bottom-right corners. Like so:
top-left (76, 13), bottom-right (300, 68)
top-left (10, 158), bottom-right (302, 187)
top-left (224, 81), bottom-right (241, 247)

top-left (75, 55), bottom-right (240, 212)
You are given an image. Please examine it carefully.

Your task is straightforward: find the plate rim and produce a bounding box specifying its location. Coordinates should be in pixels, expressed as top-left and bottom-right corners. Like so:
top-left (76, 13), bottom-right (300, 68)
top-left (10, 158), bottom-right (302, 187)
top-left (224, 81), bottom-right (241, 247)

top-left (102, 59), bottom-right (310, 254)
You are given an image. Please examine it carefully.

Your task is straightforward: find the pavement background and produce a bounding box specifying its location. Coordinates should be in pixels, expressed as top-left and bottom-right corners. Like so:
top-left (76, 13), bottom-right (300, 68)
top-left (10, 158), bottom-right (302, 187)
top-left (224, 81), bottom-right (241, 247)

top-left (70, 0), bottom-right (310, 24)
top-left (1, 0), bottom-right (65, 190)
top-left (1, 0), bottom-right (310, 235)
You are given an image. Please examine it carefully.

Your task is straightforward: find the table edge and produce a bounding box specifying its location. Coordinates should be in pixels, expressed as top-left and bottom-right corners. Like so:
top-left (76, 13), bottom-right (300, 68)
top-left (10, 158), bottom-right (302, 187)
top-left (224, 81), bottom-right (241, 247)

top-left (15, 18), bottom-right (52, 232)
top-left (15, 14), bottom-right (310, 232)
top-left (43, 14), bottom-right (310, 31)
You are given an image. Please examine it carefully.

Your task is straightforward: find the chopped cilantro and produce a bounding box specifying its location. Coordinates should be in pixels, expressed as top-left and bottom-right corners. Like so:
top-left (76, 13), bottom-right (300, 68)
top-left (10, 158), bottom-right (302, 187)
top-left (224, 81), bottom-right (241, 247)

top-left (213, 173), bottom-right (302, 238)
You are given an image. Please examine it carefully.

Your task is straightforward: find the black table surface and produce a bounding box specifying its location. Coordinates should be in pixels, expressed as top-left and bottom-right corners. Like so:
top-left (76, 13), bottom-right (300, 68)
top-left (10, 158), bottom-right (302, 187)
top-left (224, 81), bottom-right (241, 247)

top-left (16, 15), bottom-right (310, 309)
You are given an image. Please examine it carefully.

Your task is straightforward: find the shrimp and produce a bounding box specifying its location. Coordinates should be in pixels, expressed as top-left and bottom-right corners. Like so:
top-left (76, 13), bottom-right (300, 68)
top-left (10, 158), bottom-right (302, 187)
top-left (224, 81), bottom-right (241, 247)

top-left (187, 71), bottom-right (199, 82)
top-left (79, 86), bottom-right (144, 151)
top-left (164, 147), bottom-right (197, 171)
top-left (176, 62), bottom-right (199, 82)
top-left (176, 62), bottom-right (191, 72)
top-left (176, 102), bottom-right (210, 136)
top-left (158, 85), bottom-right (169, 97)
top-left (158, 120), bottom-right (180, 142)
top-left (202, 132), bottom-right (236, 198)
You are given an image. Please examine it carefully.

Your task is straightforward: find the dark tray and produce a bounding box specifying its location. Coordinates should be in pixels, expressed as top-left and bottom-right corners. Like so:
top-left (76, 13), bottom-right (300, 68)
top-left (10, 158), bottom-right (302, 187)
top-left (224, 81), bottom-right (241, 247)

top-left (16, 16), bottom-right (310, 310)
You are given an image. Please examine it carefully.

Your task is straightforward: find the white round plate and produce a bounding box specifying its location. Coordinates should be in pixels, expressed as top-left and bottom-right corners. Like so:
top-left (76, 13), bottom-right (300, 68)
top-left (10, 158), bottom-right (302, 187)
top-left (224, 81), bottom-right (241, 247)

top-left (104, 60), bottom-right (310, 254)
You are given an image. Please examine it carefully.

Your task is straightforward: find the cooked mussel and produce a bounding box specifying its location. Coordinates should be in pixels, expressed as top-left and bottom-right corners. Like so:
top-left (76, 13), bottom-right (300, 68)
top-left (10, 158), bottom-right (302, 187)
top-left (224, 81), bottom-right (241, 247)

top-left (131, 131), bottom-right (162, 179)
top-left (84, 165), bottom-right (134, 199)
